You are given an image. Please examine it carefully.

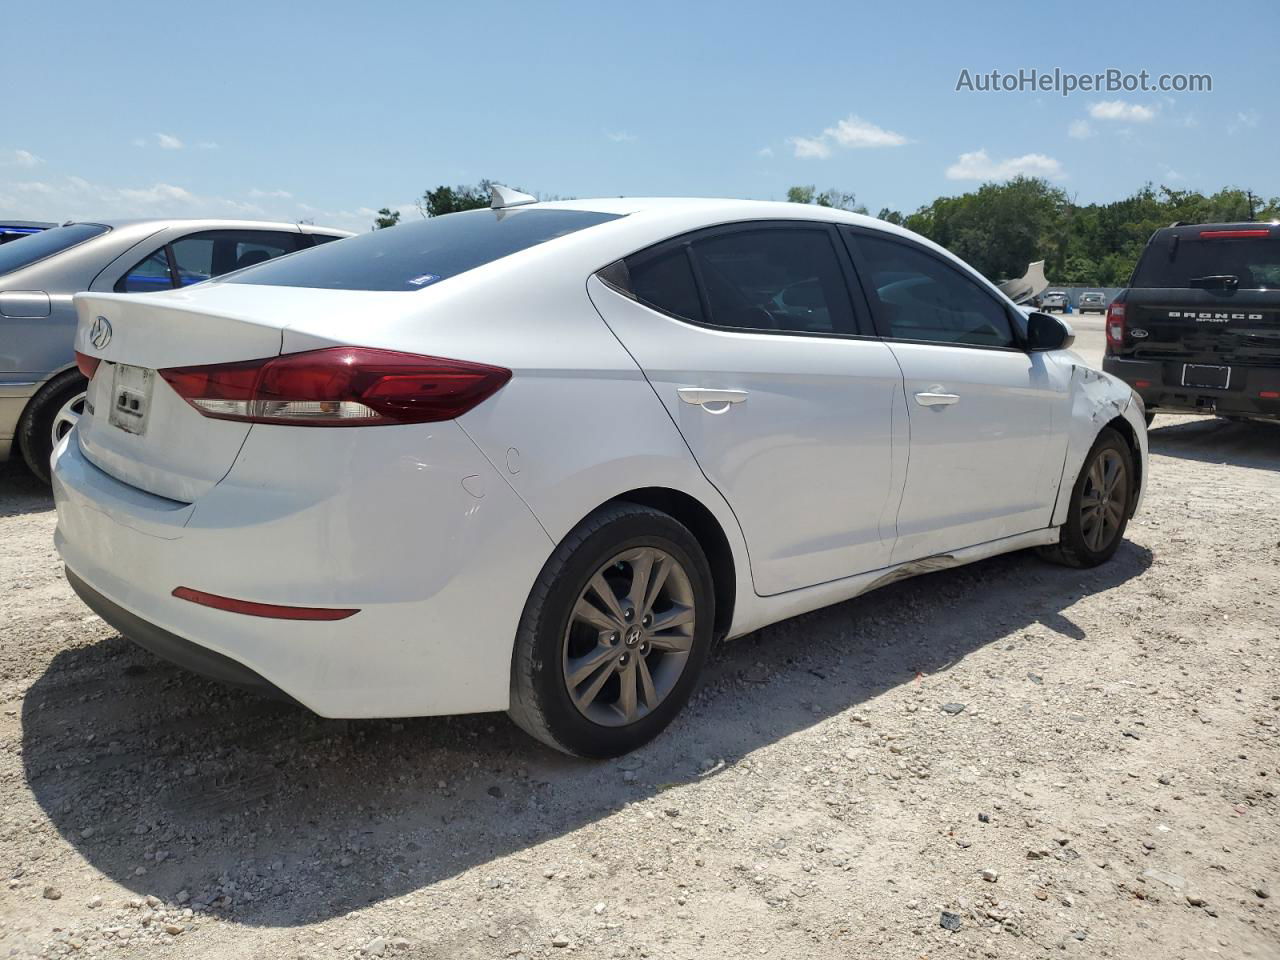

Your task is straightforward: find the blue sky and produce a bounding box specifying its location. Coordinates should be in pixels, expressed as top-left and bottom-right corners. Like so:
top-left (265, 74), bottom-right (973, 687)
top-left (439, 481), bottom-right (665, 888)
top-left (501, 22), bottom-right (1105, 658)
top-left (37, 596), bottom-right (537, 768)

top-left (3, 0), bottom-right (1275, 232)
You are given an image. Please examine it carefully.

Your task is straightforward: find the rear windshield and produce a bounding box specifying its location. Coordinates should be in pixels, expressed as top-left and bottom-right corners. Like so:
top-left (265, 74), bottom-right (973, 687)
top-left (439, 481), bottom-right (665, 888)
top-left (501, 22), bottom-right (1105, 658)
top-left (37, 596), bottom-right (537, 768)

top-left (226, 208), bottom-right (623, 291)
top-left (0, 222), bottom-right (109, 276)
top-left (1131, 230), bottom-right (1280, 289)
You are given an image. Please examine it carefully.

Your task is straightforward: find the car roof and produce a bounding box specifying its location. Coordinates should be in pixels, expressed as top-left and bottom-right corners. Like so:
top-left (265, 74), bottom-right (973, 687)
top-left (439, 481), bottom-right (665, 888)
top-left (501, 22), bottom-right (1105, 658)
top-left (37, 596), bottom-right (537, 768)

top-left (69, 217), bottom-right (352, 236)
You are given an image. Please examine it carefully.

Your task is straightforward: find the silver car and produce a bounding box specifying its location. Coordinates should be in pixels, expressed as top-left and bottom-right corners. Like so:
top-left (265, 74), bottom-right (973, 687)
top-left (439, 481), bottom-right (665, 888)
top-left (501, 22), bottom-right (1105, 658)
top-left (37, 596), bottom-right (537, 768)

top-left (1078, 291), bottom-right (1107, 314)
top-left (0, 219), bottom-right (351, 481)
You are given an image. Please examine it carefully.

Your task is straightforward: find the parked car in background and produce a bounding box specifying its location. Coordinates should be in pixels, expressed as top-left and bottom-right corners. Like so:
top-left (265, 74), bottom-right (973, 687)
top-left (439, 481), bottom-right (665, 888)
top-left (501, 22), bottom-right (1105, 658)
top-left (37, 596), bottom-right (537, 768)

top-left (54, 192), bottom-right (1147, 758)
top-left (0, 219), bottom-right (351, 481)
top-left (1104, 221), bottom-right (1280, 425)
top-left (0, 220), bottom-right (55, 245)
top-left (1078, 291), bottom-right (1107, 314)
top-left (1041, 290), bottom-right (1070, 312)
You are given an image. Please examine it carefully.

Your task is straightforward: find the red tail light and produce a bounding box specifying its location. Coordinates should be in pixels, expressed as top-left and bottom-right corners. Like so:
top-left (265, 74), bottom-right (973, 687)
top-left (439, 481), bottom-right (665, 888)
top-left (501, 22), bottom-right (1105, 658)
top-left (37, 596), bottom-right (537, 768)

top-left (75, 351), bottom-right (101, 380)
top-left (159, 347), bottom-right (511, 426)
top-left (1105, 302), bottom-right (1126, 349)
top-left (1199, 229), bottom-right (1271, 239)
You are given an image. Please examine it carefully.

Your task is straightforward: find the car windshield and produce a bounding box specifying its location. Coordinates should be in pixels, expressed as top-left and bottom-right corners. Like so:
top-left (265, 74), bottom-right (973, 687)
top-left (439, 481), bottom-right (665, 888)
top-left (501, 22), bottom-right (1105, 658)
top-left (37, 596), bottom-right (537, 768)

top-left (0, 222), bottom-right (109, 276)
top-left (226, 208), bottom-right (623, 292)
top-left (1132, 231), bottom-right (1280, 289)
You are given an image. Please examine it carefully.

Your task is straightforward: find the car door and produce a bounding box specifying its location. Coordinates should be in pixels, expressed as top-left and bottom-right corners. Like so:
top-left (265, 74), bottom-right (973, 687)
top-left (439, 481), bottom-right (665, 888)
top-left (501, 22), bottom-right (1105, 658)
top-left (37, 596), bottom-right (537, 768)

top-left (95, 227), bottom-right (309, 293)
top-left (588, 221), bottom-right (907, 596)
top-left (842, 227), bottom-right (1063, 563)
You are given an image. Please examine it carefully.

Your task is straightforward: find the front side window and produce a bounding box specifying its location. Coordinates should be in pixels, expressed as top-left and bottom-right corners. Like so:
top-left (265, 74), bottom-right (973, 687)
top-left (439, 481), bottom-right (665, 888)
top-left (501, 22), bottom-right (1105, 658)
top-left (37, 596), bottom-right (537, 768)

top-left (623, 225), bottom-right (856, 336)
top-left (849, 231), bottom-right (1016, 348)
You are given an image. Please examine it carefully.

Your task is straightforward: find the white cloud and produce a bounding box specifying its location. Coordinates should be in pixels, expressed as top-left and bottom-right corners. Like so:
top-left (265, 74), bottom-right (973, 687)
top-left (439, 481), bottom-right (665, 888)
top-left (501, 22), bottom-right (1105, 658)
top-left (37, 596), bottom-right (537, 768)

top-left (249, 188), bottom-right (293, 199)
top-left (1088, 100), bottom-right (1156, 122)
top-left (196, 141), bottom-right (219, 150)
top-left (1228, 109), bottom-right (1260, 134)
top-left (604, 130), bottom-right (637, 143)
top-left (757, 146), bottom-right (774, 158)
top-left (1, 149), bottom-right (42, 168)
top-left (824, 116), bottom-right (909, 149)
top-left (789, 114), bottom-right (909, 159)
top-left (155, 132), bottom-right (184, 150)
top-left (1067, 119), bottom-right (1094, 140)
top-left (789, 135), bottom-right (832, 159)
top-left (1162, 166), bottom-right (1185, 183)
top-left (945, 149), bottom-right (1065, 181)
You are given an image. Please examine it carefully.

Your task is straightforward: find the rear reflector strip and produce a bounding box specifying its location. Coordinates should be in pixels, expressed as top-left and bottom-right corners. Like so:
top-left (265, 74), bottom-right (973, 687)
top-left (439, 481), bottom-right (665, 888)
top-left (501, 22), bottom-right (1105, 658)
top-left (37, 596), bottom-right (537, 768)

top-left (1261, 391), bottom-right (1280, 399)
top-left (1198, 229), bottom-right (1271, 239)
top-left (172, 586), bottom-right (359, 621)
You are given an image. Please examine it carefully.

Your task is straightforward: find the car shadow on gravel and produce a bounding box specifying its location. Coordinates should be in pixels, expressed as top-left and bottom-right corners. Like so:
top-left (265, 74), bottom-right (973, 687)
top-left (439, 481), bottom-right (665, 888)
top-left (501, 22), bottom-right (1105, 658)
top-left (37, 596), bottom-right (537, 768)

top-left (21, 540), bottom-right (1152, 928)
top-left (1148, 415), bottom-right (1280, 472)
top-left (0, 462), bottom-right (53, 517)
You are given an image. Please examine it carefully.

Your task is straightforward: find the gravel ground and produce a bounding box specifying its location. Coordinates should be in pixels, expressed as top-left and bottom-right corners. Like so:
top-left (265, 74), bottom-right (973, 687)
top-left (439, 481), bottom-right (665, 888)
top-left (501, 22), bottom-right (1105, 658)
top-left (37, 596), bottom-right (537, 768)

top-left (1, 403), bottom-right (1277, 959)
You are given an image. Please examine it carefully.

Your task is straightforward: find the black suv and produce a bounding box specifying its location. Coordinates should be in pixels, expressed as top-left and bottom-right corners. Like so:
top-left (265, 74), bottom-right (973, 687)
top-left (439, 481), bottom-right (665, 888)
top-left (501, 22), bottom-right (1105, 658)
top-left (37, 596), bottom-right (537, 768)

top-left (1103, 222), bottom-right (1280, 424)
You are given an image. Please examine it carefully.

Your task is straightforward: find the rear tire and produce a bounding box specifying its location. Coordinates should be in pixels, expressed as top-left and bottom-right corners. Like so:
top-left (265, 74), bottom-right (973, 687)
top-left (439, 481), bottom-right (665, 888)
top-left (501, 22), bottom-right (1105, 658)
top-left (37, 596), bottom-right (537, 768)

top-left (508, 502), bottom-right (715, 758)
top-left (18, 371), bottom-right (88, 484)
top-left (1040, 427), bottom-right (1134, 569)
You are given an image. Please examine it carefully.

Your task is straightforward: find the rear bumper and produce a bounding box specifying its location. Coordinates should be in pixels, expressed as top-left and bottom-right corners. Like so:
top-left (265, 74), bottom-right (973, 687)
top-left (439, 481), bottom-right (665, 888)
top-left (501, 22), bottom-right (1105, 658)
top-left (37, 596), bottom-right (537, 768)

top-left (66, 567), bottom-right (299, 704)
top-left (1103, 355), bottom-right (1280, 419)
top-left (52, 421), bottom-right (554, 718)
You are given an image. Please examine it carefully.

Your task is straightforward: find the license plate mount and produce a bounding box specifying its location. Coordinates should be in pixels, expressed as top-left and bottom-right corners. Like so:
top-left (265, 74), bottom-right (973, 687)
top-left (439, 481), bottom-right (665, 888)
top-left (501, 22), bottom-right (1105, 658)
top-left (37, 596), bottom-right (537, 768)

top-left (107, 363), bottom-right (155, 435)
top-left (1181, 363), bottom-right (1231, 390)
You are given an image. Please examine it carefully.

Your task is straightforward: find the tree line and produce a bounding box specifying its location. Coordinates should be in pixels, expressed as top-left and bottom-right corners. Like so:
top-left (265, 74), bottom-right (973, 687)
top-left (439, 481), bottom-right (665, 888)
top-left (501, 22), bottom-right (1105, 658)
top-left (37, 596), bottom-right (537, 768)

top-left (376, 178), bottom-right (1279, 287)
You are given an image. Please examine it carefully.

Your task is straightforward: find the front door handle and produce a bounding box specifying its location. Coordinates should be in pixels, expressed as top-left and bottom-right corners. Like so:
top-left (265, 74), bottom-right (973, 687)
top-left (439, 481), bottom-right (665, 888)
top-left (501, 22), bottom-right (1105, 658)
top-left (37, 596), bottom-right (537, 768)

top-left (914, 390), bottom-right (960, 407)
top-left (678, 387), bottom-right (748, 413)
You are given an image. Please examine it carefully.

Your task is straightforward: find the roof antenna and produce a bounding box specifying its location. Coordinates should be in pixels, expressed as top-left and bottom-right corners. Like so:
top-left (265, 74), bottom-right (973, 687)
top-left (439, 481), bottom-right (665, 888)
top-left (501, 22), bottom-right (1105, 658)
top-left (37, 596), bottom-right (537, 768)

top-left (490, 184), bottom-right (537, 210)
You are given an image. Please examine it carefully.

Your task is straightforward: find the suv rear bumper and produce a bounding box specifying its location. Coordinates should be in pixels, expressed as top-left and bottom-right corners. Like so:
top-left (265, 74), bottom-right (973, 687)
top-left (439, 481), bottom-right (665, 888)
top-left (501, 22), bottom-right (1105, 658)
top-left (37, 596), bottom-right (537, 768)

top-left (1102, 356), bottom-right (1280, 419)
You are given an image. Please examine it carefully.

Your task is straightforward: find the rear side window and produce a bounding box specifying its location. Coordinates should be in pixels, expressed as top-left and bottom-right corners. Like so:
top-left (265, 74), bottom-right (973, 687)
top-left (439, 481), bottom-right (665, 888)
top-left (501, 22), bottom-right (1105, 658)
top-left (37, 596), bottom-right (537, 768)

top-left (622, 225), bottom-right (856, 336)
top-left (115, 230), bottom-right (307, 292)
top-left (226, 209), bottom-right (622, 291)
top-left (307, 233), bottom-right (343, 246)
top-left (117, 249), bottom-right (175, 293)
top-left (0, 222), bottom-right (108, 276)
top-left (628, 248), bottom-right (706, 324)
top-left (850, 231), bottom-right (1016, 348)
top-left (1132, 230), bottom-right (1280, 289)
top-left (690, 228), bottom-right (854, 334)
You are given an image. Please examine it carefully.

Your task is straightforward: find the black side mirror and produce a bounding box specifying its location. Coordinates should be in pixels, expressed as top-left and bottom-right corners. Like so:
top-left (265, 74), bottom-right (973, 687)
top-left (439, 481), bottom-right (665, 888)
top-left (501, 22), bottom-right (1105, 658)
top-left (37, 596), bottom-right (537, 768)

top-left (1026, 311), bottom-right (1075, 351)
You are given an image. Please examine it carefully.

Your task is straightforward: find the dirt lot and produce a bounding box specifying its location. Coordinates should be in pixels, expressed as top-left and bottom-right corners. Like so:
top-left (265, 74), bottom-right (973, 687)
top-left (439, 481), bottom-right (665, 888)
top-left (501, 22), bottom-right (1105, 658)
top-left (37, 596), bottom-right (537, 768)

top-left (1, 342), bottom-right (1277, 958)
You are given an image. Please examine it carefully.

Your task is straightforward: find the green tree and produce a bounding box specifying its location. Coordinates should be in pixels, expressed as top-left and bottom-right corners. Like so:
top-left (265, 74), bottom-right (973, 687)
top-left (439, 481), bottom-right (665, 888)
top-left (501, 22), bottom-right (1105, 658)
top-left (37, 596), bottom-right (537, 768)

top-left (373, 208), bottom-right (401, 230)
top-left (787, 184), bottom-right (868, 214)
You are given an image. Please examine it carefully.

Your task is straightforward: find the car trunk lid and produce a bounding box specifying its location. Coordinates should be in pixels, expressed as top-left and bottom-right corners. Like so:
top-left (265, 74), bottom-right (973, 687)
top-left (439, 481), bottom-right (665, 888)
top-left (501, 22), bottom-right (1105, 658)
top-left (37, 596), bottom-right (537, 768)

top-left (72, 291), bottom-right (284, 502)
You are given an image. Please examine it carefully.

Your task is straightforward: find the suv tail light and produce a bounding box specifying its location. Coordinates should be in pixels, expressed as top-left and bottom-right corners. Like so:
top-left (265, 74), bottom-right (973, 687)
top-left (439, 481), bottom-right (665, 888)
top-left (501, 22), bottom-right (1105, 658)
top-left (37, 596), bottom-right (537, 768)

top-left (1105, 302), bottom-right (1126, 349)
top-left (159, 347), bottom-right (511, 426)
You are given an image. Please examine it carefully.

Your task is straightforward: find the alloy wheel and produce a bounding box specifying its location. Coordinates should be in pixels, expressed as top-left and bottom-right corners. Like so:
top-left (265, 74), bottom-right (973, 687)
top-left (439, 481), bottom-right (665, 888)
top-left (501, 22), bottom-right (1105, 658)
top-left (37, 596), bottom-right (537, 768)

top-left (562, 546), bottom-right (696, 727)
top-left (1079, 449), bottom-right (1127, 552)
top-left (51, 391), bottom-right (87, 448)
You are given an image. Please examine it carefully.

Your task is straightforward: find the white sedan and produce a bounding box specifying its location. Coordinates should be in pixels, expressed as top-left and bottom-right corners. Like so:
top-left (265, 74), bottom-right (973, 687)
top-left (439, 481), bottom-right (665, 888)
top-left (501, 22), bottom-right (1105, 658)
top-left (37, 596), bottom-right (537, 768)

top-left (52, 191), bottom-right (1147, 757)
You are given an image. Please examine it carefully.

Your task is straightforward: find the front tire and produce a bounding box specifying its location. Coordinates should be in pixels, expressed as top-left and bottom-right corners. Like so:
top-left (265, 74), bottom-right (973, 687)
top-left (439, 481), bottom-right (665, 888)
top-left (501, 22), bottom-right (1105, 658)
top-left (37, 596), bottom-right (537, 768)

top-left (1040, 427), bottom-right (1134, 568)
top-left (18, 371), bottom-right (88, 484)
top-left (508, 503), bottom-right (715, 758)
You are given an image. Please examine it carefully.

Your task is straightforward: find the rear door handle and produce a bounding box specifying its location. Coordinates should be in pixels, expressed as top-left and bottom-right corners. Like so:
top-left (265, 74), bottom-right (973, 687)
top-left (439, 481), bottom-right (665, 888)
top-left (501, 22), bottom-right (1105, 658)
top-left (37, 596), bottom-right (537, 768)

top-left (678, 387), bottom-right (748, 412)
top-left (914, 390), bottom-right (960, 407)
